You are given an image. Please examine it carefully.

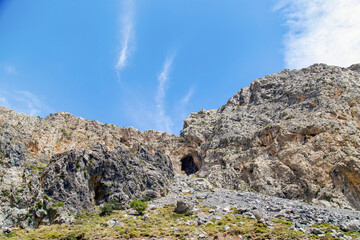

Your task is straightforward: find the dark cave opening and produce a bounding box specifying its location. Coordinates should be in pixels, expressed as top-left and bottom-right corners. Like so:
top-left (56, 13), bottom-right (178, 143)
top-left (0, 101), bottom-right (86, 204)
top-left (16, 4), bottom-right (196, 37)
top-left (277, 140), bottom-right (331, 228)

top-left (181, 155), bottom-right (199, 175)
top-left (90, 174), bottom-right (105, 205)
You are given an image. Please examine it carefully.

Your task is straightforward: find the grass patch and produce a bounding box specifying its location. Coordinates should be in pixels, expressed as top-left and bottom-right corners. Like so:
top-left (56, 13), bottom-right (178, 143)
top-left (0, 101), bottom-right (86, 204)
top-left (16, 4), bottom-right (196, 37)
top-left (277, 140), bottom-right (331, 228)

top-left (1, 204), bottom-right (356, 239)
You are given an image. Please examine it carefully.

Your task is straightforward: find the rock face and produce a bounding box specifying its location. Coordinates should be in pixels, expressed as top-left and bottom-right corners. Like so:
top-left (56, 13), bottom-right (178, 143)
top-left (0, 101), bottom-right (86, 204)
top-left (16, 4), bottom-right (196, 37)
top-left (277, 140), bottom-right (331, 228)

top-left (1, 63), bottom-right (360, 230)
top-left (41, 144), bottom-right (173, 213)
top-left (181, 63), bottom-right (360, 210)
top-left (0, 106), bottom-right (187, 167)
top-left (0, 140), bottom-right (173, 229)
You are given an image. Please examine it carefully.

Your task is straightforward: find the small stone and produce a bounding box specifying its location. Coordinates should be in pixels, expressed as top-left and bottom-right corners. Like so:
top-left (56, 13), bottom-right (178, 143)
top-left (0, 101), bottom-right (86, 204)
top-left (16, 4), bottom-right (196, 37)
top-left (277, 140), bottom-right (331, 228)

top-left (105, 219), bottom-right (124, 228)
top-left (182, 189), bottom-right (191, 194)
top-left (142, 213), bottom-right (150, 221)
top-left (242, 212), bottom-right (256, 219)
top-left (196, 193), bottom-right (208, 199)
top-left (148, 204), bottom-right (157, 210)
top-left (326, 229), bottom-right (336, 233)
top-left (311, 228), bottom-right (323, 235)
top-left (2, 228), bottom-right (12, 234)
top-left (224, 225), bottom-right (230, 231)
top-left (199, 233), bottom-right (206, 238)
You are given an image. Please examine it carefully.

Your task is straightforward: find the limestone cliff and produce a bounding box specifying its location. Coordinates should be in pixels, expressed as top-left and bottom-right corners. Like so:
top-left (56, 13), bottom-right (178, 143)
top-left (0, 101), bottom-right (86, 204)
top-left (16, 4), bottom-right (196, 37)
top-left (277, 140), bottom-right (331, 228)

top-left (181, 63), bottom-right (360, 210)
top-left (1, 63), bottom-right (360, 230)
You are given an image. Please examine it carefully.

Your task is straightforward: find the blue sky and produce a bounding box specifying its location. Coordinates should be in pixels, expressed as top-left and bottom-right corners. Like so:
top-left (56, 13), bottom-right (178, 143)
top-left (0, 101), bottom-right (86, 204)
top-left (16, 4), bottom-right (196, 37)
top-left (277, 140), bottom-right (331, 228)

top-left (1, 0), bottom-right (360, 135)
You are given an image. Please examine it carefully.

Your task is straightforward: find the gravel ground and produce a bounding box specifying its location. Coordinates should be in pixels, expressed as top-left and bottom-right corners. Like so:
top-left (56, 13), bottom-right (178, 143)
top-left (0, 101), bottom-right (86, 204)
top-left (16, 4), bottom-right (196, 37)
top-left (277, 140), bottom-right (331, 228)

top-left (150, 175), bottom-right (360, 239)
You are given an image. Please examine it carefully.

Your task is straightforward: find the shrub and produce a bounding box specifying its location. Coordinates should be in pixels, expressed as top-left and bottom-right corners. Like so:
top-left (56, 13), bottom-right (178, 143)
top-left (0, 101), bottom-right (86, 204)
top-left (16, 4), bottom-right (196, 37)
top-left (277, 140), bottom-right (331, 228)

top-left (178, 137), bottom-right (186, 143)
top-left (219, 104), bottom-right (226, 112)
top-left (60, 128), bottom-right (72, 140)
top-left (100, 199), bottom-right (123, 216)
top-left (35, 201), bottom-right (43, 210)
top-left (52, 202), bottom-right (64, 208)
top-left (130, 200), bottom-right (148, 215)
top-left (109, 199), bottom-right (123, 210)
top-left (100, 203), bottom-right (113, 216)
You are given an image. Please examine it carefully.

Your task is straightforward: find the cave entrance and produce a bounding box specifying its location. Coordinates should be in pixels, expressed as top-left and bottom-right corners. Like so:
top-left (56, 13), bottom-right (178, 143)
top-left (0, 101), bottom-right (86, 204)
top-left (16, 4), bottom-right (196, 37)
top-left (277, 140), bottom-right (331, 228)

top-left (181, 155), bottom-right (199, 175)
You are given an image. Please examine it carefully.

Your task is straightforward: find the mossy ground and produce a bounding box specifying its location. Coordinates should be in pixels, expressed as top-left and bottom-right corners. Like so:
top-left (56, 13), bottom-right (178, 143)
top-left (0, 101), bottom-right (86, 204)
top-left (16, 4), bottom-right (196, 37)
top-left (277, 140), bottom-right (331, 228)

top-left (0, 204), bottom-right (355, 239)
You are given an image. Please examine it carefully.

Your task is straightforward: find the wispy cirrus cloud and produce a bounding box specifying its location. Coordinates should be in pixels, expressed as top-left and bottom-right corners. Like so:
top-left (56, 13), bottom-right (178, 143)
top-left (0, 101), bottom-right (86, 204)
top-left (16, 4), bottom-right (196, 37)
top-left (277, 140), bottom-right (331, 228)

top-left (120, 52), bottom-right (192, 135)
top-left (178, 86), bottom-right (194, 119)
top-left (180, 87), bottom-right (194, 106)
top-left (115, 0), bottom-right (134, 74)
top-left (275, 0), bottom-right (360, 69)
top-left (155, 54), bottom-right (175, 133)
top-left (0, 90), bottom-right (51, 116)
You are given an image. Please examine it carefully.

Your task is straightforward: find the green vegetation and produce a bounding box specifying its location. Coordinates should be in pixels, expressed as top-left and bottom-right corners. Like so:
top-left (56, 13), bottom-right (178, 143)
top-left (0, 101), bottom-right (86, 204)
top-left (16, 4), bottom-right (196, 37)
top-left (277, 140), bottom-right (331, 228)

top-left (52, 202), bottom-right (64, 208)
top-left (0, 150), bottom-right (5, 163)
top-left (178, 137), bottom-right (186, 143)
top-left (35, 201), bottom-right (43, 210)
top-left (311, 223), bottom-right (360, 239)
top-left (1, 190), bottom-right (9, 197)
top-left (219, 104), bottom-right (226, 112)
top-left (2, 203), bottom-right (347, 240)
top-left (60, 128), bottom-right (72, 140)
top-left (27, 181), bottom-right (32, 190)
top-left (130, 200), bottom-right (148, 215)
top-left (28, 162), bottom-right (47, 173)
top-left (100, 199), bottom-right (123, 216)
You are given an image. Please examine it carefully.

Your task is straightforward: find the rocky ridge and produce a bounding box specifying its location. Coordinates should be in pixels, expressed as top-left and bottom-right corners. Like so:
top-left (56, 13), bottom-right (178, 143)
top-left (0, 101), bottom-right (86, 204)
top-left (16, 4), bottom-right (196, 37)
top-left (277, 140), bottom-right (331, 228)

top-left (181, 63), bottom-right (360, 210)
top-left (0, 63), bottom-right (360, 234)
top-left (0, 106), bottom-right (189, 172)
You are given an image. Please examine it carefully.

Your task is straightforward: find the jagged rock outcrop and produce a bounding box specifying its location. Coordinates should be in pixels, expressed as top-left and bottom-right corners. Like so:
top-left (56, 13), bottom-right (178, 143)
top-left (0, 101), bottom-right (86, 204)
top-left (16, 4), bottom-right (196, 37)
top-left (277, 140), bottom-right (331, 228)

top-left (181, 63), bottom-right (360, 210)
top-left (41, 144), bottom-right (173, 214)
top-left (0, 140), bottom-right (173, 229)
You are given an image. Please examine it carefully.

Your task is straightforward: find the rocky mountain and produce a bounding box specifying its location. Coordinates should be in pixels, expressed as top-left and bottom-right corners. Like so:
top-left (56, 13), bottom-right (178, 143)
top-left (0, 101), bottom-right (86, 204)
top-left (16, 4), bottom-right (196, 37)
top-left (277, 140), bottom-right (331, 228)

top-left (0, 63), bottom-right (360, 232)
top-left (181, 63), bottom-right (360, 211)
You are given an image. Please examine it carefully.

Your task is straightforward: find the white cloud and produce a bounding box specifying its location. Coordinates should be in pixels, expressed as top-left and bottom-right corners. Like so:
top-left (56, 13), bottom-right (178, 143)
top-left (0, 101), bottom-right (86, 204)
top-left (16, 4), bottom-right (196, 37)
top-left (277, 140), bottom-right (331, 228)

top-left (155, 54), bottom-right (175, 133)
top-left (180, 87), bottom-right (194, 106)
top-left (115, 0), bottom-right (134, 73)
top-left (276, 0), bottom-right (360, 69)
top-left (0, 90), bottom-right (51, 116)
top-left (178, 86), bottom-right (194, 120)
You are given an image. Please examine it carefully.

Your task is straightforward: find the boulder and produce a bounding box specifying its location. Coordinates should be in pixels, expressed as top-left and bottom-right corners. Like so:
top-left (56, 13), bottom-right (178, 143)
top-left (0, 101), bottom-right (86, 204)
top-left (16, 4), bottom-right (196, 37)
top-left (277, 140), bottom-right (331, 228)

top-left (174, 200), bottom-right (194, 214)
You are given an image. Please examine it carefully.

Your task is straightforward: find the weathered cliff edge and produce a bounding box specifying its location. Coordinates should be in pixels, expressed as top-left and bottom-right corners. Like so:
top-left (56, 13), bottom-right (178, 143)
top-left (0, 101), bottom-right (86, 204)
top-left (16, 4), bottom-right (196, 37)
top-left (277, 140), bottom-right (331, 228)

top-left (0, 63), bottom-right (359, 229)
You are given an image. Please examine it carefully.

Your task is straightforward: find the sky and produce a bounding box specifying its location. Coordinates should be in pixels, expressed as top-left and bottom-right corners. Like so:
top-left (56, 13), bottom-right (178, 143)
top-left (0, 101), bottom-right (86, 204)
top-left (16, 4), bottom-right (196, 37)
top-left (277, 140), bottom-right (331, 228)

top-left (0, 0), bottom-right (360, 135)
